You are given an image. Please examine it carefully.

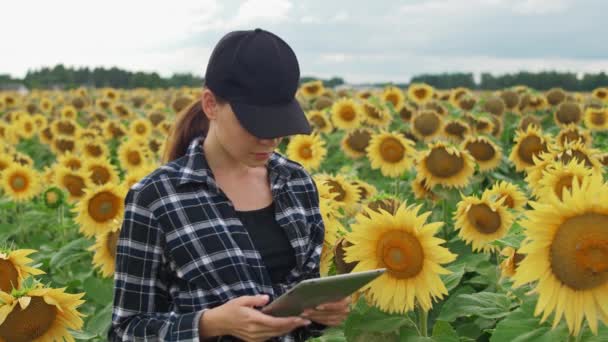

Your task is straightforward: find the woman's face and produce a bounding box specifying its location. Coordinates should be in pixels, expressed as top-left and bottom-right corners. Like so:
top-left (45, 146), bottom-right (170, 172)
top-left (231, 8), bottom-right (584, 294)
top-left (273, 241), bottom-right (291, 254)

top-left (203, 90), bottom-right (282, 168)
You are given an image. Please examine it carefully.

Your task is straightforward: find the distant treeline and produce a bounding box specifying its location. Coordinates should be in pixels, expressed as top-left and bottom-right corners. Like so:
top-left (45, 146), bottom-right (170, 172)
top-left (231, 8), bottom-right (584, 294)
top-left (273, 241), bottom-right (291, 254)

top-left (1, 64), bottom-right (607, 91)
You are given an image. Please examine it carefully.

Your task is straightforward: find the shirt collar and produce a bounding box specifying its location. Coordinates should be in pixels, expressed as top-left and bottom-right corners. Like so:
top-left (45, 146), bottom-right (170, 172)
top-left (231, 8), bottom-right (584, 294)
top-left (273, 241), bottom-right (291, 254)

top-left (176, 135), bottom-right (291, 188)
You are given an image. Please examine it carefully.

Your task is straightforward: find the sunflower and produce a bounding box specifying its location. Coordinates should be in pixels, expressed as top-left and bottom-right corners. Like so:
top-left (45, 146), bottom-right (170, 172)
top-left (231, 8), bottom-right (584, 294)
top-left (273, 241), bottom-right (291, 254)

top-left (554, 101), bottom-right (582, 126)
top-left (12, 152), bottom-right (34, 168)
top-left (499, 90), bottom-right (520, 112)
top-left (454, 193), bottom-right (514, 252)
top-left (443, 119), bottom-right (470, 142)
top-left (306, 110), bottom-right (333, 134)
top-left (591, 87), bottom-right (608, 102)
top-left (171, 95), bottom-right (194, 114)
top-left (449, 87), bottom-right (472, 108)
top-left (366, 131), bottom-right (416, 178)
top-left (462, 136), bottom-right (503, 172)
top-left (129, 118), bottom-right (153, 139)
top-left (600, 153), bottom-right (608, 168)
top-left (43, 187), bottom-right (65, 209)
top-left (118, 140), bottom-right (153, 172)
top-left (411, 175), bottom-right (438, 201)
top-left (316, 174), bottom-right (361, 212)
top-left (50, 135), bottom-right (77, 156)
top-left (499, 247), bottom-right (525, 279)
top-left (526, 95), bottom-right (548, 112)
top-left (0, 284), bottom-right (85, 342)
top-left (407, 83), bottom-right (434, 105)
top-left (59, 106), bottom-right (77, 121)
top-left (78, 138), bottom-right (109, 160)
top-left (411, 110), bottom-right (443, 141)
top-left (557, 124), bottom-right (592, 147)
top-left (313, 96), bottom-right (334, 111)
top-left (484, 181), bottom-right (527, 212)
top-left (350, 179), bottom-right (377, 204)
top-left (381, 86), bottom-right (405, 111)
top-left (483, 96), bottom-right (506, 116)
top-left (15, 116), bottom-right (37, 140)
top-left (74, 184), bottom-right (127, 237)
top-left (456, 94), bottom-right (477, 112)
top-left (330, 98), bottom-right (363, 130)
top-left (471, 116), bottom-right (494, 136)
top-left (0, 164), bottom-right (41, 202)
top-left (285, 134), bottom-right (327, 171)
top-left (512, 173), bottom-right (608, 336)
top-left (545, 87), bottom-right (567, 106)
top-left (552, 140), bottom-right (603, 172)
top-left (50, 119), bottom-right (79, 137)
top-left (398, 104), bottom-right (416, 123)
top-left (509, 125), bottom-right (550, 172)
top-left (112, 102), bottom-right (133, 119)
top-left (424, 101), bottom-right (448, 116)
top-left (0, 154), bottom-right (13, 173)
top-left (417, 142), bottom-right (476, 189)
top-left (536, 159), bottom-right (596, 202)
top-left (54, 166), bottom-right (89, 203)
top-left (32, 114), bottom-right (48, 132)
top-left (340, 128), bottom-right (372, 159)
top-left (300, 80), bottom-right (325, 98)
top-left (333, 237), bottom-right (357, 275)
top-left (518, 114), bottom-right (541, 131)
top-left (343, 202), bottom-right (456, 313)
top-left (89, 225), bottom-right (121, 278)
top-left (361, 101), bottom-right (392, 128)
top-left (82, 158), bottom-right (120, 186)
top-left (0, 249), bottom-right (45, 293)
top-left (584, 107), bottom-right (608, 131)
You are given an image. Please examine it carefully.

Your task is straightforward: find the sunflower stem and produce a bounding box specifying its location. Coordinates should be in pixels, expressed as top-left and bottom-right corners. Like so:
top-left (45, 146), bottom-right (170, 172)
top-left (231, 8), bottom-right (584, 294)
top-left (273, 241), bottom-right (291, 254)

top-left (441, 197), bottom-right (449, 241)
top-left (417, 306), bottom-right (428, 337)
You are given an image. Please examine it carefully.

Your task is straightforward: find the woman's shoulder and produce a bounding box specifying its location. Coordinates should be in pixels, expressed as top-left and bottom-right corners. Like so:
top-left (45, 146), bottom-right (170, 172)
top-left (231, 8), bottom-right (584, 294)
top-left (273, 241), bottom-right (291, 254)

top-left (126, 157), bottom-right (192, 207)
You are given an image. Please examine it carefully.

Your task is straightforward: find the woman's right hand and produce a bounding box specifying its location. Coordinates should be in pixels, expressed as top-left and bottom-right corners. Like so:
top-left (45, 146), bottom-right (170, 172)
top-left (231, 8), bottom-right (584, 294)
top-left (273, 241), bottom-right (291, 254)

top-left (199, 294), bottom-right (312, 342)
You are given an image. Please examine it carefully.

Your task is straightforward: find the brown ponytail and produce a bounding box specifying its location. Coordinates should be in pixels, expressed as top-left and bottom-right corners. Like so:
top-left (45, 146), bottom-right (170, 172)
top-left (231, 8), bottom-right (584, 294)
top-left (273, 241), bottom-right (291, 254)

top-left (162, 93), bottom-right (226, 163)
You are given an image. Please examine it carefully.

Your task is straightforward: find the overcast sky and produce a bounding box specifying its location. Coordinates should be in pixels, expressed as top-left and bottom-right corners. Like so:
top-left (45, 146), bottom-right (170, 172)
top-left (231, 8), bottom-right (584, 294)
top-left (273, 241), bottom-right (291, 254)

top-left (2, 0), bottom-right (606, 83)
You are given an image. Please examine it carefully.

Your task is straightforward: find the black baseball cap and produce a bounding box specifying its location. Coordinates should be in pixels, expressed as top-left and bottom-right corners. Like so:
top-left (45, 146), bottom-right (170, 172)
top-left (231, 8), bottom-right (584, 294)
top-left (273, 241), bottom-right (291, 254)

top-left (204, 28), bottom-right (312, 139)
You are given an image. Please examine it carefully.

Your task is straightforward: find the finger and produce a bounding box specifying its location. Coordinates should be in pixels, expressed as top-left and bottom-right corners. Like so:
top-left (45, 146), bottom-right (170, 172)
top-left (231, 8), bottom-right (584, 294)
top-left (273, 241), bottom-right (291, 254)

top-left (315, 299), bottom-right (351, 311)
top-left (233, 294), bottom-right (270, 308)
top-left (252, 312), bottom-right (312, 330)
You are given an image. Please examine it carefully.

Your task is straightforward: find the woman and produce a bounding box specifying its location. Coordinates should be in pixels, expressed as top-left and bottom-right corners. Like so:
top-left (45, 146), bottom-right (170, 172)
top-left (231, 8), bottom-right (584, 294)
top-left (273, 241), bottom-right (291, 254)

top-left (108, 28), bottom-right (350, 342)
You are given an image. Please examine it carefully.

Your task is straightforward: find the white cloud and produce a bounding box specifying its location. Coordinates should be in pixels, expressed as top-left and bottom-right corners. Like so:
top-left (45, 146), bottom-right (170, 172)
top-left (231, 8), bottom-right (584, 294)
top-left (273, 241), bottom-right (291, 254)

top-left (300, 15), bottom-right (321, 24)
top-left (331, 11), bottom-right (350, 22)
top-left (511, 0), bottom-right (572, 15)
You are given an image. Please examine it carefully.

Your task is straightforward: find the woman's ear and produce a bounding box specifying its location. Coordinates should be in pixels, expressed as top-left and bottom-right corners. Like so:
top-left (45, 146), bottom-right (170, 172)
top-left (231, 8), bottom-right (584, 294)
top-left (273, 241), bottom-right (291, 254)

top-left (201, 88), bottom-right (217, 120)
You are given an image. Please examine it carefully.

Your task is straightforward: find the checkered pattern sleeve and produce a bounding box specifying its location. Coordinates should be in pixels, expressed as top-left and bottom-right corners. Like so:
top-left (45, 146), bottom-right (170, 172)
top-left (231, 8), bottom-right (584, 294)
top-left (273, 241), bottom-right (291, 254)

top-left (108, 188), bottom-right (206, 342)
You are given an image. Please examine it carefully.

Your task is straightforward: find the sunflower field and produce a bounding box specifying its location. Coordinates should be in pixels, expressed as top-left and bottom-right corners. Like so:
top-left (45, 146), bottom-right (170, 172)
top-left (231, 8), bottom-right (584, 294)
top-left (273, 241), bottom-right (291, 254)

top-left (0, 82), bottom-right (607, 341)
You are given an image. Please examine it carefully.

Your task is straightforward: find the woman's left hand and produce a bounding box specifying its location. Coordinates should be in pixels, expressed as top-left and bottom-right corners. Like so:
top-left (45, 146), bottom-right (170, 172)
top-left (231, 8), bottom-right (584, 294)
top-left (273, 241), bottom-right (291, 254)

top-left (299, 296), bottom-right (351, 327)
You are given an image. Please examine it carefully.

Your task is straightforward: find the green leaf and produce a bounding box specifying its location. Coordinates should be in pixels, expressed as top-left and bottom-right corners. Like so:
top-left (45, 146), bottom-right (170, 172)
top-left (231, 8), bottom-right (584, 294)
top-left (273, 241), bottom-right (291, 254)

top-left (431, 321), bottom-right (459, 342)
top-left (69, 329), bottom-right (99, 340)
top-left (437, 286), bottom-right (476, 322)
top-left (83, 276), bottom-right (114, 305)
top-left (50, 237), bottom-right (92, 269)
top-left (309, 327), bottom-right (347, 342)
top-left (490, 299), bottom-right (569, 342)
top-left (441, 264), bottom-right (465, 292)
top-left (457, 292), bottom-right (512, 320)
top-left (85, 302), bottom-right (113, 336)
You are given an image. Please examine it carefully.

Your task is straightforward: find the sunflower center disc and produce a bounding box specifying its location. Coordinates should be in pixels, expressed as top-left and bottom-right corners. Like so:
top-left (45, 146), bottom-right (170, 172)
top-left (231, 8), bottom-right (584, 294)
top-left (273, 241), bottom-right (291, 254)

top-left (425, 147), bottom-right (465, 178)
top-left (500, 194), bottom-right (515, 209)
top-left (467, 203), bottom-right (501, 234)
top-left (87, 145), bottom-right (103, 157)
top-left (346, 130), bottom-right (371, 152)
top-left (299, 145), bottom-right (313, 159)
top-left (136, 125), bottom-right (146, 134)
top-left (414, 112), bottom-right (440, 136)
top-left (466, 141), bottom-right (495, 162)
top-left (310, 115), bottom-right (327, 129)
top-left (89, 192), bottom-right (119, 222)
top-left (445, 122), bottom-right (466, 138)
top-left (400, 107), bottom-right (413, 121)
top-left (364, 104), bottom-right (382, 119)
top-left (107, 230), bottom-right (120, 259)
top-left (325, 179), bottom-right (346, 202)
top-left (64, 174), bottom-right (86, 197)
top-left (10, 175), bottom-right (27, 191)
top-left (554, 174), bottom-right (577, 200)
top-left (556, 103), bottom-right (581, 124)
top-left (92, 166), bottom-right (111, 185)
top-left (377, 230), bottom-right (424, 279)
top-left (127, 151), bottom-right (142, 165)
top-left (517, 135), bottom-right (545, 165)
top-left (67, 159), bottom-right (81, 170)
top-left (339, 106), bottom-right (356, 121)
top-left (557, 150), bottom-right (593, 168)
top-left (551, 213), bottom-right (608, 290)
top-left (591, 112), bottom-right (606, 126)
top-left (560, 131), bottom-right (583, 146)
top-left (386, 94), bottom-right (399, 107)
top-left (414, 89), bottom-right (427, 101)
top-left (0, 259), bottom-right (19, 292)
top-left (45, 191), bottom-right (58, 204)
top-left (0, 296), bottom-right (57, 342)
top-left (379, 138), bottom-right (405, 163)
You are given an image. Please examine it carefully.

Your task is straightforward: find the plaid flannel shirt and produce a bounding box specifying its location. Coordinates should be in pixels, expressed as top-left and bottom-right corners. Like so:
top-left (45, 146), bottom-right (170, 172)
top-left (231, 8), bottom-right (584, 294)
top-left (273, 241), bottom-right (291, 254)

top-left (108, 136), bottom-right (326, 342)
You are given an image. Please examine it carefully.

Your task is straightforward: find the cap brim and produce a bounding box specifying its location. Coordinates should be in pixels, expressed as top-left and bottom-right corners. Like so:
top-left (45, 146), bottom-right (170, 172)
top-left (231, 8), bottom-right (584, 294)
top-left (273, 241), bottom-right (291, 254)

top-left (231, 98), bottom-right (312, 139)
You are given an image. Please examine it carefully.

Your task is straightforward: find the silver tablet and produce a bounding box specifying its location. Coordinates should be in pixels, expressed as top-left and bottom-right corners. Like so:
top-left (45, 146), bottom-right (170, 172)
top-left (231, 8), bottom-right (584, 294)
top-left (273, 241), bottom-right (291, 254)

top-left (261, 268), bottom-right (386, 317)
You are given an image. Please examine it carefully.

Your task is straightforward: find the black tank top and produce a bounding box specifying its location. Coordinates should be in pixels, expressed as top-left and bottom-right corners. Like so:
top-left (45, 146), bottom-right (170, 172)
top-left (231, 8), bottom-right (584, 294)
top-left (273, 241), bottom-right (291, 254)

top-left (235, 202), bottom-right (297, 284)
